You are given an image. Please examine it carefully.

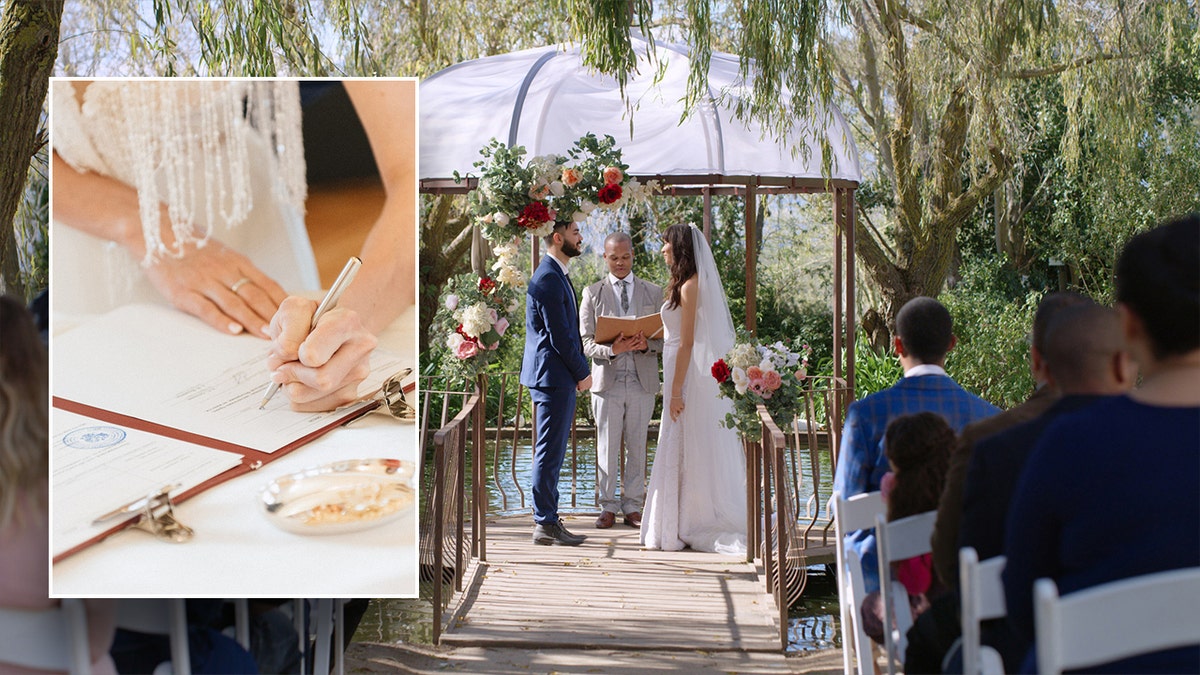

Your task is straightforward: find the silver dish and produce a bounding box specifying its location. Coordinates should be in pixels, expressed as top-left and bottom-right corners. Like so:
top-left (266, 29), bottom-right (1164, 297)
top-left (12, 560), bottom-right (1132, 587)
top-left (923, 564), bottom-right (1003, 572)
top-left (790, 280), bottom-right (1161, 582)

top-left (260, 458), bottom-right (415, 535)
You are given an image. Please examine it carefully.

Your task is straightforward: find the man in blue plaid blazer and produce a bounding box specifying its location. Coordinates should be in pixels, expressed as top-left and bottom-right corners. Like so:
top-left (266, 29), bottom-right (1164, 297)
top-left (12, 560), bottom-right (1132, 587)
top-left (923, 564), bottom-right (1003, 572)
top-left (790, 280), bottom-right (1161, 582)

top-left (834, 297), bottom-right (999, 593)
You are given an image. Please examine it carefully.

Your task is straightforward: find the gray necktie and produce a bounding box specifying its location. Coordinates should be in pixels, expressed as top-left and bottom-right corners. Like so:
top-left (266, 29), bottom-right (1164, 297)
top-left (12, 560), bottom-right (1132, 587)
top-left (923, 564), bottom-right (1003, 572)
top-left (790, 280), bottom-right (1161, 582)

top-left (619, 279), bottom-right (630, 314)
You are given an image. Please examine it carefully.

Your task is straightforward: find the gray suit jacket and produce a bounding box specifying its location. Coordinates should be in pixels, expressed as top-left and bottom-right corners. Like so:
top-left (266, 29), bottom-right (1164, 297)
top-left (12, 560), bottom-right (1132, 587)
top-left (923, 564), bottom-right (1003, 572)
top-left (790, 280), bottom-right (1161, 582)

top-left (579, 276), bottom-right (663, 395)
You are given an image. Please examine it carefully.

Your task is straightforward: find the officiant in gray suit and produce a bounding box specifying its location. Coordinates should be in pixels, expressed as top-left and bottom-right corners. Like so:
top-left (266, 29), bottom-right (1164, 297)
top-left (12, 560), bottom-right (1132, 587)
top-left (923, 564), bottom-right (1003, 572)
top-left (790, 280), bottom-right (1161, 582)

top-left (580, 232), bottom-right (663, 529)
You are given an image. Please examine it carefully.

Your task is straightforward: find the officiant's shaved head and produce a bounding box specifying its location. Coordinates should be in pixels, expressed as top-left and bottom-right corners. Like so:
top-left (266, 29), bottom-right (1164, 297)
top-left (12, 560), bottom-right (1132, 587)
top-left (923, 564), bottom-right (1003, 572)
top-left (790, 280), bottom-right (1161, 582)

top-left (604, 232), bottom-right (634, 278)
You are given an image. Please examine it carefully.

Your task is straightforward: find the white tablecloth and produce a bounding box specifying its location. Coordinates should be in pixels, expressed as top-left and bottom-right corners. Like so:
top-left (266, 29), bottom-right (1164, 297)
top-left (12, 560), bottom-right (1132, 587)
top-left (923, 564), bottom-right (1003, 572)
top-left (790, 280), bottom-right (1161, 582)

top-left (51, 305), bottom-right (418, 598)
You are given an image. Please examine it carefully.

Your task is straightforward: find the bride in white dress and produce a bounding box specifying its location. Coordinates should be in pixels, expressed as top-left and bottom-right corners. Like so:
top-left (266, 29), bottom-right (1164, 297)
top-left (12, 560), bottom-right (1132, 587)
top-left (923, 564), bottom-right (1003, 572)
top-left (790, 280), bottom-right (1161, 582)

top-left (641, 223), bottom-right (748, 555)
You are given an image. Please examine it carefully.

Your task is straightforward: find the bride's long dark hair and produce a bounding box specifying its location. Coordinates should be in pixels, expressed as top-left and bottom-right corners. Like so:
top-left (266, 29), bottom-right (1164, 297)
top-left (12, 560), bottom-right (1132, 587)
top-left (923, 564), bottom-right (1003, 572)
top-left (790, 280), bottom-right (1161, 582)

top-left (663, 224), bottom-right (697, 310)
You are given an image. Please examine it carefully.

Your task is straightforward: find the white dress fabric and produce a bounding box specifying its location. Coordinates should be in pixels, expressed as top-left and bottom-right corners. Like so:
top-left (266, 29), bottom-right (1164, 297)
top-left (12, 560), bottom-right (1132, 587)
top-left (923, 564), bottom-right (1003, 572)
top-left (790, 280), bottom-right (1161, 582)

top-left (641, 227), bottom-right (748, 556)
top-left (50, 80), bottom-right (319, 330)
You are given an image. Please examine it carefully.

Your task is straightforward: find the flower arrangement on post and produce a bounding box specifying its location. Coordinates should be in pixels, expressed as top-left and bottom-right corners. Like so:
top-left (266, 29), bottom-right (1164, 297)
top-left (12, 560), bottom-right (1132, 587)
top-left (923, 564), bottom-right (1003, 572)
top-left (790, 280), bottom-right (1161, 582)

top-left (711, 331), bottom-right (814, 437)
top-left (454, 133), bottom-right (659, 289)
top-left (431, 273), bottom-right (520, 385)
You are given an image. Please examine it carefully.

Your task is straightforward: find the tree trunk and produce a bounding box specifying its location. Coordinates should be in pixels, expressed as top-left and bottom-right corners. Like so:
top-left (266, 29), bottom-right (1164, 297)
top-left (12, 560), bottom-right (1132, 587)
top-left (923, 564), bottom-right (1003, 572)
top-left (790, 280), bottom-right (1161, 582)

top-left (0, 0), bottom-right (62, 299)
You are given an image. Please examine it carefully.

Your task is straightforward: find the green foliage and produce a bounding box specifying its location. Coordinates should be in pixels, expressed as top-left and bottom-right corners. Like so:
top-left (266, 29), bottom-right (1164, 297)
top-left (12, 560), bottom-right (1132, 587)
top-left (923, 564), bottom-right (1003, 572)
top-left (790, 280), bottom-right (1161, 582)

top-left (850, 338), bottom-right (902, 400)
top-left (940, 257), bottom-right (1040, 409)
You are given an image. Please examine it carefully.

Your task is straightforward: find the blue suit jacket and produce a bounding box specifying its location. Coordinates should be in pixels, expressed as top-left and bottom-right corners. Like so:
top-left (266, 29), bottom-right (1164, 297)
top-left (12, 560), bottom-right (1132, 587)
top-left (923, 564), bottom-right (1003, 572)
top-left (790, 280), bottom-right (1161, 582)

top-left (520, 256), bottom-right (590, 388)
top-left (833, 374), bottom-right (1000, 592)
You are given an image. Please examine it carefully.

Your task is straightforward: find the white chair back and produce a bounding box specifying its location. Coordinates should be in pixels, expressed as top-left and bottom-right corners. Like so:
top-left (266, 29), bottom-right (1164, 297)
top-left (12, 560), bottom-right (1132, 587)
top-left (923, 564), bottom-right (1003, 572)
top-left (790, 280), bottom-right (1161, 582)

top-left (959, 547), bottom-right (1006, 675)
top-left (833, 490), bottom-right (885, 675)
top-left (875, 509), bottom-right (938, 675)
top-left (116, 599), bottom-right (191, 675)
top-left (1034, 567), bottom-right (1200, 674)
top-left (0, 600), bottom-right (91, 674)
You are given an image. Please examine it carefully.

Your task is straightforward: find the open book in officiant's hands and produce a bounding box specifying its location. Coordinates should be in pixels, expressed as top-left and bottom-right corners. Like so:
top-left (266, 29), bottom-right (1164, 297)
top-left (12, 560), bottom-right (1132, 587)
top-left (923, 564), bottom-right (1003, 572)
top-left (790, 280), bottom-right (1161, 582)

top-left (594, 312), bottom-right (663, 345)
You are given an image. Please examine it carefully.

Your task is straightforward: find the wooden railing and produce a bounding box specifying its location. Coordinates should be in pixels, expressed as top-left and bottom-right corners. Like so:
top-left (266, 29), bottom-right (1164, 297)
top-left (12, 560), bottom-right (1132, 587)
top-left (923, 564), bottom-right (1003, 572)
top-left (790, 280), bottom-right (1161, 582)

top-left (420, 372), bottom-right (849, 648)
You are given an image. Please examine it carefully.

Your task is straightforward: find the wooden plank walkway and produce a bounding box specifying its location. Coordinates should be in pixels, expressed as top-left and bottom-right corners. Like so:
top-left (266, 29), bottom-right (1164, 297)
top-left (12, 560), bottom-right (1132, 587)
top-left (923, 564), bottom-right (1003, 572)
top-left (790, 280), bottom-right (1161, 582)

top-left (442, 514), bottom-right (787, 652)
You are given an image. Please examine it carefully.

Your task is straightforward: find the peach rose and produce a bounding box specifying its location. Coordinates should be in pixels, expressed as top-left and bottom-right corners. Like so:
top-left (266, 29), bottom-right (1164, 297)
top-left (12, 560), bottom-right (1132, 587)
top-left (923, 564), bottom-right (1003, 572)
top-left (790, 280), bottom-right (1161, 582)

top-left (561, 167), bottom-right (582, 186)
top-left (763, 369), bottom-right (783, 391)
top-left (603, 166), bottom-right (623, 185)
top-left (746, 366), bottom-right (763, 381)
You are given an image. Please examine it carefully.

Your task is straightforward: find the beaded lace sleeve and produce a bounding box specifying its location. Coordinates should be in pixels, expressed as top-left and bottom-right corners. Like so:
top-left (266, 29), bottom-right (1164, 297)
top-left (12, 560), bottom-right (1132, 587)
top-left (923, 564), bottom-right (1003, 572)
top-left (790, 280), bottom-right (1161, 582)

top-left (51, 80), bottom-right (306, 265)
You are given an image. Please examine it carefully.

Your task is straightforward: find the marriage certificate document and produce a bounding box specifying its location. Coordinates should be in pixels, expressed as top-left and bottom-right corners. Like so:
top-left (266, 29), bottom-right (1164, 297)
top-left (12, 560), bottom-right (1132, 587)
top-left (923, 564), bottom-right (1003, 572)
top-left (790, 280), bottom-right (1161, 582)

top-left (53, 303), bottom-right (407, 454)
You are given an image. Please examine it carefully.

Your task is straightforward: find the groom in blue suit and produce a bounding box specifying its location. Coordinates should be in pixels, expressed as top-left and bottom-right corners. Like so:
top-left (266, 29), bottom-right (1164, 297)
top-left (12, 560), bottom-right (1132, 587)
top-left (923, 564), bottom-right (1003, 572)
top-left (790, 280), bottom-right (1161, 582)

top-left (520, 220), bottom-right (593, 545)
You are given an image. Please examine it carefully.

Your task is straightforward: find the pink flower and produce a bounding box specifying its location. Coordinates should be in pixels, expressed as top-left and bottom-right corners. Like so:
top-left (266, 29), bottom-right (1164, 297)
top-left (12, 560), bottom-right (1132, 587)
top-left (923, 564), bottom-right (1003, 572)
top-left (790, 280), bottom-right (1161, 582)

top-left (487, 308), bottom-right (498, 324)
top-left (795, 366), bottom-right (808, 381)
top-left (529, 182), bottom-right (550, 200)
top-left (746, 366), bottom-right (763, 381)
top-left (494, 316), bottom-right (510, 336)
top-left (561, 167), bottom-right (582, 186)
top-left (488, 340), bottom-right (501, 350)
top-left (763, 370), bottom-right (782, 391)
top-left (603, 166), bottom-right (623, 185)
top-left (454, 339), bottom-right (479, 360)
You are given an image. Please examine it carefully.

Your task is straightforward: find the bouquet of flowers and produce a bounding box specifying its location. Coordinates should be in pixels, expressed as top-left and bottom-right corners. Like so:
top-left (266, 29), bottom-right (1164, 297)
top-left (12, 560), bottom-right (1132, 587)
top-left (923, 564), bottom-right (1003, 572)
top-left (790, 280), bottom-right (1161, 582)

top-left (432, 273), bottom-right (520, 385)
top-left (710, 331), bottom-right (814, 437)
top-left (455, 133), bottom-right (659, 260)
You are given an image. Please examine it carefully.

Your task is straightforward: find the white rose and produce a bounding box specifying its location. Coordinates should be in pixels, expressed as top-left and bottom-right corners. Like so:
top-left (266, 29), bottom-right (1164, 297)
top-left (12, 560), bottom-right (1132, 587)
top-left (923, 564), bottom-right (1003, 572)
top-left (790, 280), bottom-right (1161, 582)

top-left (580, 200), bottom-right (596, 214)
top-left (732, 367), bottom-right (749, 395)
top-left (444, 294), bottom-right (459, 311)
top-left (572, 210), bottom-right (588, 222)
top-left (494, 212), bottom-right (510, 226)
top-left (446, 333), bottom-right (464, 350)
top-left (549, 180), bottom-right (565, 196)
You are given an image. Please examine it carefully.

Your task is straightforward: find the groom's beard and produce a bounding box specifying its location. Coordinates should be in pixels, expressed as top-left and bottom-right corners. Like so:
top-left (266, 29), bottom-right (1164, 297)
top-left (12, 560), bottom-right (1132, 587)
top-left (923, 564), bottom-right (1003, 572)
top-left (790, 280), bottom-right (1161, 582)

top-left (562, 240), bottom-right (582, 258)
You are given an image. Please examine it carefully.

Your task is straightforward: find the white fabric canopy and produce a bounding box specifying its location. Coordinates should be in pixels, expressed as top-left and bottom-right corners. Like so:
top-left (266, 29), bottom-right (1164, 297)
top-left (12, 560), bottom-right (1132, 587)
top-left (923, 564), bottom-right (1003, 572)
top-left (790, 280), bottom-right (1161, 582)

top-left (419, 35), bottom-right (861, 185)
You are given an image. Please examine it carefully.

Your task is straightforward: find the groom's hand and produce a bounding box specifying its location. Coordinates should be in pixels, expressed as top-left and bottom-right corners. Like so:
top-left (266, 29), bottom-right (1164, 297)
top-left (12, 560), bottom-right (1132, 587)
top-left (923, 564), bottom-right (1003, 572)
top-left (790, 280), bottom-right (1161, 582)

top-left (577, 375), bottom-right (593, 391)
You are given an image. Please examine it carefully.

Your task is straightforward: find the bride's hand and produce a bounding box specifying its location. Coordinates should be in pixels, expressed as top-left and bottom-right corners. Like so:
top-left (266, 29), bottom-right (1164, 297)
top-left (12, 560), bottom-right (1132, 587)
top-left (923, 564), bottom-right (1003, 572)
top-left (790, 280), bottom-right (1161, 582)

top-left (669, 395), bottom-right (685, 421)
top-left (143, 239), bottom-right (288, 338)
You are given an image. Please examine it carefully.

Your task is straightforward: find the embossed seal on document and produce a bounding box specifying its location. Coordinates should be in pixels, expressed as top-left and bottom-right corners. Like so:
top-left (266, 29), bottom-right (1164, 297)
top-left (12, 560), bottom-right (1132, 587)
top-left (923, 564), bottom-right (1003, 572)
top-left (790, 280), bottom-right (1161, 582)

top-left (64, 426), bottom-right (127, 449)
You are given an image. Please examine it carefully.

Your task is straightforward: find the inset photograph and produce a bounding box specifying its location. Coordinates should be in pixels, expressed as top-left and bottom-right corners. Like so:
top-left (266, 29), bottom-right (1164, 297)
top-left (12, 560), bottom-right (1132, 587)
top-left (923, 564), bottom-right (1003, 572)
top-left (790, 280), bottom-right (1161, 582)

top-left (48, 78), bottom-right (418, 597)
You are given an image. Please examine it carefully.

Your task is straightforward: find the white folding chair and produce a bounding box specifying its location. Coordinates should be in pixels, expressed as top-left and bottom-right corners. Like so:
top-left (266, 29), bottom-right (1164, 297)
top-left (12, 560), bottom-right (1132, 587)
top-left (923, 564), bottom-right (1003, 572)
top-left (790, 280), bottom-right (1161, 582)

top-left (833, 490), bottom-right (885, 675)
top-left (959, 547), bottom-right (1006, 675)
top-left (115, 598), bottom-right (191, 675)
top-left (875, 509), bottom-right (938, 675)
top-left (0, 600), bottom-right (91, 674)
top-left (1034, 567), bottom-right (1200, 674)
top-left (311, 598), bottom-right (348, 675)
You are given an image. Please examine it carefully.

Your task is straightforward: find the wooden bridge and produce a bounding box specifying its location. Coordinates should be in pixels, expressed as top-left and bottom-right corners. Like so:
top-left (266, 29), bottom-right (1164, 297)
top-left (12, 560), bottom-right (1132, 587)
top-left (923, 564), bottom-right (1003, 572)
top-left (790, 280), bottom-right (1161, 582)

top-left (420, 374), bottom-right (850, 654)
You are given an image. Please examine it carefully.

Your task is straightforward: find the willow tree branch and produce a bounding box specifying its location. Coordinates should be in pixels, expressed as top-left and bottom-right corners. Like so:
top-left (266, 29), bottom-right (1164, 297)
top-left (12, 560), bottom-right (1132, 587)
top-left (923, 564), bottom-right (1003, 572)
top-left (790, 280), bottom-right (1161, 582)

top-left (1005, 48), bottom-right (1155, 79)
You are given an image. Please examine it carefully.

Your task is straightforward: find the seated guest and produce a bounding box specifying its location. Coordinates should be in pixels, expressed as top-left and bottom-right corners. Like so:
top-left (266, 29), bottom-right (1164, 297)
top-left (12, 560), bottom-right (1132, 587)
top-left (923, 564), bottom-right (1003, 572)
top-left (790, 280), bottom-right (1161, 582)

top-left (0, 295), bottom-right (117, 674)
top-left (862, 412), bottom-right (955, 644)
top-left (835, 297), bottom-right (999, 595)
top-left (954, 302), bottom-right (1134, 672)
top-left (931, 291), bottom-right (1090, 590)
top-left (1002, 214), bottom-right (1200, 673)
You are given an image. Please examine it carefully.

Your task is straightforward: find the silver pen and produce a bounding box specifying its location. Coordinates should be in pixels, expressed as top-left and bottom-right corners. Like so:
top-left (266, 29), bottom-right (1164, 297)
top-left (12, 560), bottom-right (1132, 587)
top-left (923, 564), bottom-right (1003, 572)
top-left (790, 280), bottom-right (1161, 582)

top-left (258, 256), bottom-right (362, 409)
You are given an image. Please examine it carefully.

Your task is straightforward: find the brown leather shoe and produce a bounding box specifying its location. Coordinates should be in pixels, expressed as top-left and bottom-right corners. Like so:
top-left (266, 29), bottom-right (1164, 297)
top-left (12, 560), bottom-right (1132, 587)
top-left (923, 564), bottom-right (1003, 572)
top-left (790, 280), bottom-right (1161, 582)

top-left (623, 511), bottom-right (642, 527)
top-left (595, 511), bottom-right (615, 529)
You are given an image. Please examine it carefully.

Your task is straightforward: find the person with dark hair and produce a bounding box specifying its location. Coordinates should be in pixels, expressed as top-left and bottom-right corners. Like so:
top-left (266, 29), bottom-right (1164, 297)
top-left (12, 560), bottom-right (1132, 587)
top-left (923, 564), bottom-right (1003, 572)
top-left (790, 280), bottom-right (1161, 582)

top-left (834, 296), bottom-right (999, 594)
top-left (641, 224), bottom-right (746, 555)
top-left (1003, 214), bottom-right (1200, 673)
top-left (521, 220), bottom-right (592, 546)
top-left (905, 292), bottom-right (1091, 673)
top-left (860, 412), bottom-right (955, 645)
top-left (931, 291), bottom-right (1090, 591)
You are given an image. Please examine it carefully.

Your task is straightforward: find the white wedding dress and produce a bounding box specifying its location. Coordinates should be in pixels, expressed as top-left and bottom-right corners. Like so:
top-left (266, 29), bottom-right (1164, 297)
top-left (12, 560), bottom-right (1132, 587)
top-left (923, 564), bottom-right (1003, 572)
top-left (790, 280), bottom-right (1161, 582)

top-left (50, 80), bottom-right (319, 332)
top-left (641, 229), bottom-right (748, 556)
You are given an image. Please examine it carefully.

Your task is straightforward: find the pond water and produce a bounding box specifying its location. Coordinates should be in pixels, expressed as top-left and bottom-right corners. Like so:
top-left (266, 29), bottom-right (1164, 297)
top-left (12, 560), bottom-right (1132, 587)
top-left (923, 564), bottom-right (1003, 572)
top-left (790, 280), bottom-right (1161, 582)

top-left (357, 436), bottom-right (842, 652)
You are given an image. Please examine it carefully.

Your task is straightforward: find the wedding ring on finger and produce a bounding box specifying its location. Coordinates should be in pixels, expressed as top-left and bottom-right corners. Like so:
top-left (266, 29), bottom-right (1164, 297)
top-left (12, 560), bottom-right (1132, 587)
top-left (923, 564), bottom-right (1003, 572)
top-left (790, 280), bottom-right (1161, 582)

top-left (230, 277), bottom-right (252, 294)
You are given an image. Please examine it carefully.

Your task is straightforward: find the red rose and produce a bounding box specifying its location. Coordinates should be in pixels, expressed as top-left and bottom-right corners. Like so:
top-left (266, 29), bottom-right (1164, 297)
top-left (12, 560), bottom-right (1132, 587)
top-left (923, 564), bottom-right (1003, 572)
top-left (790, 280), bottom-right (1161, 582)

top-left (711, 359), bottom-right (731, 383)
top-left (478, 276), bottom-right (496, 294)
top-left (517, 202), bottom-right (552, 229)
top-left (597, 183), bottom-right (622, 204)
